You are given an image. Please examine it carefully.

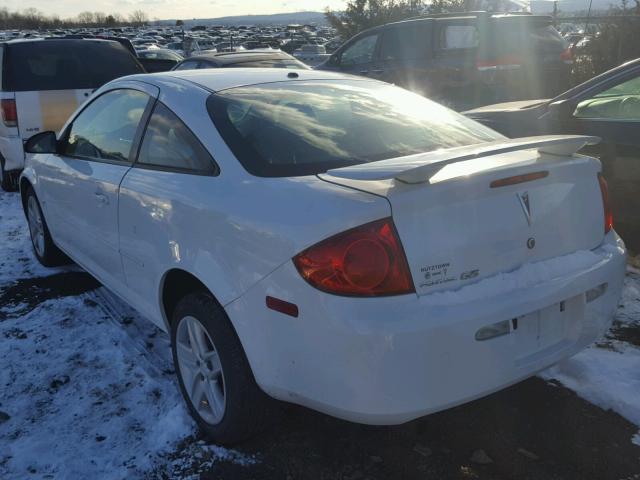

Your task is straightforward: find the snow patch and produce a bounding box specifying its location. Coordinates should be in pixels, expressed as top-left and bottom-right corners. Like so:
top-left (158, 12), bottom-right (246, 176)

top-left (540, 346), bottom-right (640, 426)
top-left (541, 272), bottom-right (640, 446)
top-left (423, 249), bottom-right (604, 306)
top-left (0, 192), bottom-right (69, 284)
top-left (0, 191), bottom-right (252, 478)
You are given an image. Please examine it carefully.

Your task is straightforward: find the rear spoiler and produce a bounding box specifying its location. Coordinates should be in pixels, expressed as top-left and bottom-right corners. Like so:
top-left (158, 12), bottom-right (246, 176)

top-left (325, 135), bottom-right (600, 184)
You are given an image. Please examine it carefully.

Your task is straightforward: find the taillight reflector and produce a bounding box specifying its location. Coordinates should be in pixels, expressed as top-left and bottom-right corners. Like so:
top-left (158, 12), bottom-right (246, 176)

top-left (560, 47), bottom-right (573, 64)
top-left (490, 171), bottom-right (549, 188)
top-left (1, 99), bottom-right (17, 127)
top-left (266, 296), bottom-right (299, 317)
top-left (293, 218), bottom-right (415, 297)
top-left (598, 173), bottom-right (613, 234)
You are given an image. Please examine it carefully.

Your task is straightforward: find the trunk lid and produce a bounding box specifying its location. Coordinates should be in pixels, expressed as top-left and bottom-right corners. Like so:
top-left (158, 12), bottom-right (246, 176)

top-left (319, 137), bottom-right (605, 296)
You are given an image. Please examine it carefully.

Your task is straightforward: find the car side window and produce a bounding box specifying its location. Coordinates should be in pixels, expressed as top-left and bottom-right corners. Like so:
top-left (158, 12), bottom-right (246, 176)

top-left (64, 89), bottom-right (150, 163)
top-left (340, 34), bottom-right (380, 66)
top-left (175, 60), bottom-right (200, 70)
top-left (574, 75), bottom-right (640, 121)
top-left (440, 24), bottom-right (479, 50)
top-left (137, 102), bottom-right (218, 174)
top-left (380, 25), bottom-right (430, 61)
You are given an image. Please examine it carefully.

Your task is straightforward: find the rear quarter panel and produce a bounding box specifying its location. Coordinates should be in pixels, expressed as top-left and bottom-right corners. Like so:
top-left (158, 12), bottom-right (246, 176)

top-left (116, 83), bottom-right (390, 329)
top-left (118, 171), bottom-right (390, 330)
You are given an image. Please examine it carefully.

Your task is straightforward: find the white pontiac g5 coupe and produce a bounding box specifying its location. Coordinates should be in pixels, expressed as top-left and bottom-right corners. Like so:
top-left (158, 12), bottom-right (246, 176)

top-left (20, 69), bottom-right (626, 443)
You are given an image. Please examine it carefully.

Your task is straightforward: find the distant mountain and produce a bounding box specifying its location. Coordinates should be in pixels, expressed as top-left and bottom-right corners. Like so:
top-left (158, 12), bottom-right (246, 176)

top-left (159, 11), bottom-right (328, 27)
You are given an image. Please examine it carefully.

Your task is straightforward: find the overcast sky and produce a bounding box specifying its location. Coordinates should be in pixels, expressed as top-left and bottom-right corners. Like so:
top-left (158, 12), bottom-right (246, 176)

top-left (3, 0), bottom-right (347, 20)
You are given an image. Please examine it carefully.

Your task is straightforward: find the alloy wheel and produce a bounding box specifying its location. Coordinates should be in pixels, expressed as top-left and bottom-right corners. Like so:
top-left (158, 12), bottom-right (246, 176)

top-left (176, 315), bottom-right (226, 425)
top-left (27, 196), bottom-right (45, 258)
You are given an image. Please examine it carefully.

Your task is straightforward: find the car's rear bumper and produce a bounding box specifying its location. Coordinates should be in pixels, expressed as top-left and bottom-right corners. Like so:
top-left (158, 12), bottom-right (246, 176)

top-left (0, 135), bottom-right (25, 171)
top-left (226, 232), bottom-right (626, 425)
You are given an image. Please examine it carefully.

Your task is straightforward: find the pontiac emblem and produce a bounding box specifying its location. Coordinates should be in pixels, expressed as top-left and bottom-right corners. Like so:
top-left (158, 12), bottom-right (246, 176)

top-left (517, 191), bottom-right (532, 226)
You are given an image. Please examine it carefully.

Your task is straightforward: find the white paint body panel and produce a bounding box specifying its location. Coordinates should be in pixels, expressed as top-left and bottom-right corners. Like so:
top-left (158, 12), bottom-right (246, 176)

top-left (22, 70), bottom-right (626, 424)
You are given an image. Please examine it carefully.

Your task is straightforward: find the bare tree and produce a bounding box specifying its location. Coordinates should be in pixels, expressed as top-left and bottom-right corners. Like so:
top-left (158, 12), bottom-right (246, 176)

top-left (128, 9), bottom-right (148, 26)
top-left (94, 12), bottom-right (107, 25)
top-left (0, 6), bottom-right (131, 28)
top-left (77, 11), bottom-right (95, 26)
top-left (325, 0), bottom-right (424, 39)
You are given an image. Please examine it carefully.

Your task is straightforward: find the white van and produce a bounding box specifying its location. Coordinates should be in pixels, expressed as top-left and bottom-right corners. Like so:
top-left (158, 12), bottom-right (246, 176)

top-left (0, 38), bottom-right (145, 190)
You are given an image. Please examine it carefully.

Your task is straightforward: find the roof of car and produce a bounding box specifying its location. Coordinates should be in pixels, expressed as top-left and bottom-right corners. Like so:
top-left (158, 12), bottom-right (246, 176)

top-left (2, 37), bottom-right (116, 45)
top-left (125, 68), bottom-right (367, 93)
top-left (185, 50), bottom-right (295, 65)
top-left (353, 12), bottom-right (553, 36)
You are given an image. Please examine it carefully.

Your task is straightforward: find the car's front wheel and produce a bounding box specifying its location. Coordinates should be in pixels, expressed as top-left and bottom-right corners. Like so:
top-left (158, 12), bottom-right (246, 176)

top-left (171, 292), bottom-right (276, 444)
top-left (25, 187), bottom-right (69, 267)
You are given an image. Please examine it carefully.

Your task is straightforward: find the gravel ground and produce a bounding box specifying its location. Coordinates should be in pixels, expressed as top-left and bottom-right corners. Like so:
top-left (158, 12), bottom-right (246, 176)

top-left (1, 189), bottom-right (639, 479)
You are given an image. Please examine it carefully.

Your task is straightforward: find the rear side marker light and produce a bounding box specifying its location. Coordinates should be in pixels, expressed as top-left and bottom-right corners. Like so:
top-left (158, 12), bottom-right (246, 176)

top-left (598, 174), bottom-right (613, 234)
top-left (293, 218), bottom-right (415, 297)
top-left (1, 99), bottom-right (17, 127)
top-left (490, 171), bottom-right (549, 188)
top-left (586, 283), bottom-right (608, 303)
top-left (266, 296), bottom-right (299, 318)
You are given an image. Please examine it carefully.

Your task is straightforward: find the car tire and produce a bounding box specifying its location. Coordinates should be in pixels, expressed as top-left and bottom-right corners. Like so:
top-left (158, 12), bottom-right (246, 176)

top-left (25, 187), bottom-right (70, 267)
top-left (0, 157), bottom-right (17, 192)
top-left (171, 292), bottom-right (277, 444)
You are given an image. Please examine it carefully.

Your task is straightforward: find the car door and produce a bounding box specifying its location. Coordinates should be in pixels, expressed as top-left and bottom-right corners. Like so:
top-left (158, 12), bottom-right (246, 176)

top-left (118, 101), bottom-right (219, 322)
top-left (39, 83), bottom-right (158, 288)
top-left (557, 69), bottom-right (640, 249)
top-left (329, 31), bottom-right (382, 78)
top-left (374, 21), bottom-right (434, 95)
top-left (430, 20), bottom-right (480, 109)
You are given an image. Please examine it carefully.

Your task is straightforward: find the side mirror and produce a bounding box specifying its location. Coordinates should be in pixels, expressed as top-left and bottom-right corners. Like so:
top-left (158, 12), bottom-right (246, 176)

top-left (547, 99), bottom-right (577, 120)
top-left (24, 131), bottom-right (58, 154)
top-left (326, 53), bottom-right (340, 67)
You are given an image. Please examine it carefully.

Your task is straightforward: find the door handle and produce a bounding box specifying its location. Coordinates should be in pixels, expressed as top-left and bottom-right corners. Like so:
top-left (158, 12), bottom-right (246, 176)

top-left (94, 192), bottom-right (109, 205)
top-left (359, 70), bottom-right (369, 75)
top-left (372, 69), bottom-right (384, 74)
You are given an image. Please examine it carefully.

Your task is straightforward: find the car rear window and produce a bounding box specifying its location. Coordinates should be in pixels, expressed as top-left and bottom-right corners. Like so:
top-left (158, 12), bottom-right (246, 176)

top-left (5, 40), bottom-right (144, 92)
top-left (480, 20), bottom-right (568, 58)
top-left (207, 80), bottom-right (502, 177)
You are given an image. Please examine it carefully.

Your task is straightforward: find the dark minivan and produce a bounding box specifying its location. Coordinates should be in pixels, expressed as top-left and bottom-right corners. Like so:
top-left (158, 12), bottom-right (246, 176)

top-left (317, 12), bottom-right (572, 110)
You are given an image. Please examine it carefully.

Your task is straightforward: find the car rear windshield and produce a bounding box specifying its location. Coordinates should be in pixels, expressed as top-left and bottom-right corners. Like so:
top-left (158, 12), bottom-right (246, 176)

top-left (479, 19), bottom-right (568, 59)
top-left (207, 80), bottom-right (502, 177)
top-left (5, 41), bottom-right (144, 92)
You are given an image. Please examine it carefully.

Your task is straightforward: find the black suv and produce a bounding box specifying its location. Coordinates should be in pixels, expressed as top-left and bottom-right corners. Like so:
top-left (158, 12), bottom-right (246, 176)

top-left (317, 12), bottom-right (572, 110)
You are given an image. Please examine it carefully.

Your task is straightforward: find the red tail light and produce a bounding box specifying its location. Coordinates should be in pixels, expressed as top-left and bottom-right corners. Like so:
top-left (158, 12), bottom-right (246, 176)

top-left (477, 55), bottom-right (522, 71)
top-left (293, 218), bottom-right (415, 297)
top-left (598, 174), bottom-right (613, 234)
top-left (560, 47), bottom-right (573, 64)
top-left (1, 99), bottom-right (17, 127)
